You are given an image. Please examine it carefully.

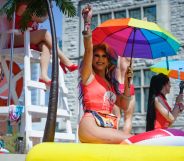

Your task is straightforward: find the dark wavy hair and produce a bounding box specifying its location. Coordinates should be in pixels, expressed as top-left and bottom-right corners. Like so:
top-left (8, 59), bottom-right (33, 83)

top-left (146, 73), bottom-right (170, 131)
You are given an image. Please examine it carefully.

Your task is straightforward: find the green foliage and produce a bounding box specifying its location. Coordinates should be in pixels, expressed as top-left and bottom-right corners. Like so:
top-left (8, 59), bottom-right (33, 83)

top-left (0, 0), bottom-right (76, 31)
top-left (0, 0), bottom-right (16, 20)
top-left (3, 134), bottom-right (18, 153)
top-left (55, 0), bottom-right (76, 17)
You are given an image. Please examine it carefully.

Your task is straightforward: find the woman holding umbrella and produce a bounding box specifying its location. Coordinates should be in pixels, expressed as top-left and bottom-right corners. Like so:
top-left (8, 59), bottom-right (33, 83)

top-left (78, 5), bottom-right (133, 144)
top-left (13, 2), bottom-right (78, 85)
top-left (146, 73), bottom-right (184, 131)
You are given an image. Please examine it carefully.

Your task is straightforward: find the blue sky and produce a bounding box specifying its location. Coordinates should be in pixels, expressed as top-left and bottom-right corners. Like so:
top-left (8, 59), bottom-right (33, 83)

top-left (40, 3), bottom-right (63, 39)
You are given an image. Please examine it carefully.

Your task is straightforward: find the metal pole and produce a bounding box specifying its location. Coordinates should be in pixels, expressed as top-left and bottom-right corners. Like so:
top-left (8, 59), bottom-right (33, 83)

top-left (130, 28), bottom-right (136, 67)
top-left (128, 28), bottom-right (136, 87)
top-left (166, 56), bottom-right (169, 70)
top-left (8, 12), bottom-right (16, 106)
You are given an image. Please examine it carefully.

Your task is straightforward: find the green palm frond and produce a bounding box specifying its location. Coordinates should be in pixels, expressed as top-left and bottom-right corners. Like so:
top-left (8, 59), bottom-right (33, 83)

top-left (0, 0), bottom-right (16, 20)
top-left (0, 0), bottom-right (76, 30)
top-left (20, 0), bottom-right (48, 31)
top-left (55, 0), bottom-right (76, 17)
top-left (0, 0), bottom-right (76, 142)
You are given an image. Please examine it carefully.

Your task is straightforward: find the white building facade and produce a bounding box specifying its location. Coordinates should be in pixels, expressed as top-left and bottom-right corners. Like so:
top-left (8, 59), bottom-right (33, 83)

top-left (62, 0), bottom-right (184, 133)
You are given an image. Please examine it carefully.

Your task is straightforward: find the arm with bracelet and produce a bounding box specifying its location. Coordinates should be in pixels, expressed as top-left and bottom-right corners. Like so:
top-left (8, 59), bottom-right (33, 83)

top-left (116, 66), bottom-right (133, 111)
top-left (155, 94), bottom-right (183, 125)
top-left (78, 4), bottom-right (134, 144)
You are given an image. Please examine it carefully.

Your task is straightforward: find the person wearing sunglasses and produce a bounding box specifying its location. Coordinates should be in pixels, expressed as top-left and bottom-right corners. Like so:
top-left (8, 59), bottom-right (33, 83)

top-left (78, 4), bottom-right (134, 144)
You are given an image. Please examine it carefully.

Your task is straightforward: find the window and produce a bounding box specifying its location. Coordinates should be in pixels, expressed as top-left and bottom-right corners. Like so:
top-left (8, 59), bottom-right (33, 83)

top-left (129, 8), bottom-right (141, 19)
top-left (113, 5), bottom-right (156, 22)
top-left (144, 5), bottom-right (156, 22)
top-left (91, 15), bottom-right (98, 31)
top-left (134, 69), bottom-right (155, 113)
top-left (90, 4), bottom-right (156, 31)
top-left (114, 10), bottom-right (126, 18)
top-left (134, 70), bottom-right (141, 112)
top-left (100, 13), bottom-right (112, 23)
top-left (143, 69), bottom-right (155, 111)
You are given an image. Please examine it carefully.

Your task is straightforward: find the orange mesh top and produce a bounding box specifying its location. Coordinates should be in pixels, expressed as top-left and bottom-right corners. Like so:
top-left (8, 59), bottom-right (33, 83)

top-left (81, 74), bottom-right (117, 113)
top-left (154, 94), bottom-right (171, 129)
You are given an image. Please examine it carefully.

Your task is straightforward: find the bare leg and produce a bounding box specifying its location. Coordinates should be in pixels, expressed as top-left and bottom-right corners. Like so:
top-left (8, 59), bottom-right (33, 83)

top-left (123, 96), bottom-right (135, 134)
top-left (116, 56), bottom-right (135, 134)
top-left (14, 29), bottom-right (51, 48)
top-left (14, 29), bottom-right (76, 67)
top-left (38, 43), bottom-right (51, 82)
top-left (112, 105), bottom-right (121, 119)
top-left (112, 105), bottom-right (121, 128)
top-left (116, 56), bottom-right (131, 83)
top-left (78, 115), bottom-right (132, 144)
top-left (57, 46), bottom-right (73, 66)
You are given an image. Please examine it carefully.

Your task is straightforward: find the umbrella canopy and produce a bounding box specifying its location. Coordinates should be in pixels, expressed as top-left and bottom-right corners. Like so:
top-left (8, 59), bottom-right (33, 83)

top-left (92, 18), bottom-right (181, 60)
top-left (150, 60), bottom-right (184, 80)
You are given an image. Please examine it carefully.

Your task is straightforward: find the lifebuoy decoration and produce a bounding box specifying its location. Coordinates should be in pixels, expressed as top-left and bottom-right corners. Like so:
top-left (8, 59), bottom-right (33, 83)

top-left (0, 148), bottom-right (9, 154)
top-left (122, 128), bottom-right (184, 146)
top-left (25, 130), bottom-right (184, 161)
top-left (0, 60), bottom-right (23, 106)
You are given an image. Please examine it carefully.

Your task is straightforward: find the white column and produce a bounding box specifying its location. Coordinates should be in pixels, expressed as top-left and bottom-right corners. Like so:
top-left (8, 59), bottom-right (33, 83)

top-left (157, 0), bottom-right (170, 31)
top-left (23, 30), bottom-right (33, 152)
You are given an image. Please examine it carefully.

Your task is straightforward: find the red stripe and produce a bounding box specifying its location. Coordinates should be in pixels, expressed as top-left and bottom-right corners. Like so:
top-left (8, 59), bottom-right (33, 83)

top-left (128, 129), bottom-right (170, 143)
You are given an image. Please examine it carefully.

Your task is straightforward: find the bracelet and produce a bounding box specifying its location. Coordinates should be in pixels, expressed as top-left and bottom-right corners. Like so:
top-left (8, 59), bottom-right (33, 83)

top-left (84, 22), bottom-right (91, 28)
top-left (175, 103), bottom-right (183, 113)
top-left (82, 31), bottom-right (92, 37)
top-left (178, 104), bottom-right (183, 113)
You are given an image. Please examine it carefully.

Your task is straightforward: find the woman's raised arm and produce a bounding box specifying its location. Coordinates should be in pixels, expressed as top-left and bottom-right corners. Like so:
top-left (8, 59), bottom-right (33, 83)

top-left (80, 5), bottom-right (94, 85)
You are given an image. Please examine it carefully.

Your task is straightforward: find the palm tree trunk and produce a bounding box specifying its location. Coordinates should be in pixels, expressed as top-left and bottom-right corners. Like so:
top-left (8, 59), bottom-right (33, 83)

top-left (43, 0), bottom-right (59, 142)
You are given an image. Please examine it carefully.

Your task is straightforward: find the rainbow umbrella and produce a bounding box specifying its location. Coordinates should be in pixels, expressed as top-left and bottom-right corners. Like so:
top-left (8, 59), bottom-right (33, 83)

top-left (92, 18), bottom-right (181, 63)
top-left (150, 60), bottom-right (184, 80)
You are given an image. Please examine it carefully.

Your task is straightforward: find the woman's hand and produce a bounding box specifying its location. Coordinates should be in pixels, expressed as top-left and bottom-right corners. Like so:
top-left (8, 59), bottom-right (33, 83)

top-left (82, 4), bottom-right (92, 32)
top-left (179, 103), bottom-right (184, 111)
top-left (125, 66), bottom-right (133, 88)
top-left (175, 94), bottom-right (184, 113)
top-left (175, 94), bottom-right (184, 104)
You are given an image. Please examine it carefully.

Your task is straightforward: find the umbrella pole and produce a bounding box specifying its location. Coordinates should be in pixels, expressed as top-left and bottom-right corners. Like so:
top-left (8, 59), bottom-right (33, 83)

top-left (166, 56), bottom-right (169, 70)
top-left (179, 80), bottom-right (184, 94)
top-left (178, 67), bottom-right (183, 80)
top-left (129, 28), bottom-right (136, 67)
top-left (128, 28), bottom-right (136, 87)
